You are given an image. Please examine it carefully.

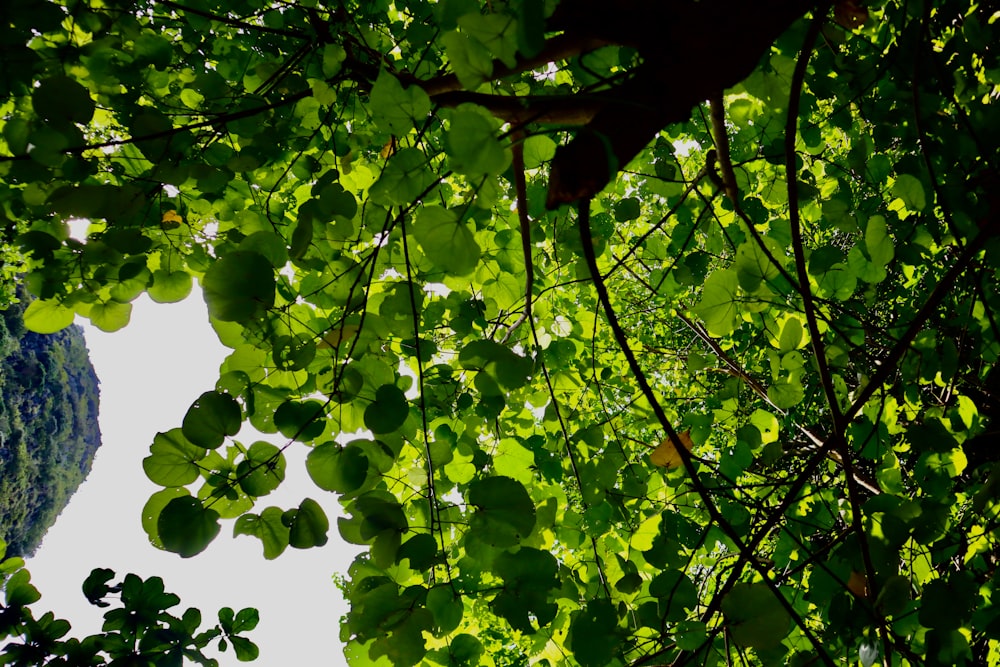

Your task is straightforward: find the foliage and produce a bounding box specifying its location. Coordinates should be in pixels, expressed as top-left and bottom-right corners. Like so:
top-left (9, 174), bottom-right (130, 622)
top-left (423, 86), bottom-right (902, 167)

top-left (0, 539), bottom-right (259, 665)
top-left (0, 287), bottom-right (101, 557)
top-left (2, 0), bottom-right (1000, 665)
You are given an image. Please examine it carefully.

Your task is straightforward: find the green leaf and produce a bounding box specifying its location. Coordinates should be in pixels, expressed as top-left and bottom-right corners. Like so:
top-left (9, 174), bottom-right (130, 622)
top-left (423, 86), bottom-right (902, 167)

top-left (158, 496), bottom-right (221, 558)
top-left (768, 376), bottom-right (805, 409)
top-left (570, 599), bottom-right (621, 667)
top-left (398, 534), bottom-right (440, 572)
top-left (202, 250), bottom-right (275, 322)
top-left (411, 206), bottom-right (481, 276)
top-left (322, 44), bottom-right (346, 78)
top-left (649, 570), bottom-right (698, 621)
top-left (490, 547), bottom-right (559, 632)
top-left (446, 107), bottom-right (510, 177)
top-left (694, 268), bottom-right (739, 336)
top-left (864, 215), bottom-right (894, 267)
top-left (735, 240), bottom-right (782, 293)
top-left (5, 569), bottom-right (41, 607)
top-left (458, 12), bottom-right (518, 67)
top-left (522, 133), bottom-right (556, 169)
top-left (88, 300), bottom-right (132, 332)
top-left (236, 441), bottom-right (285, 497)
top-left (274, 400), bottom-right (326, 441)
top-left (33, 75), bottom-right (94, 125)
top-left (134, 32), bottom-right (172, 69)
top-left (778, 317), bottom-right (804, 352)
top-left (891, 174), bottom-right (926, 212)
top-left (613, 197), bottom-right (640, 222)
top-left (289, 498), bottom-right (329, 549)
top-left (426, 585), bottom-right (463, 634)
top-left (369, 148), bottom-right (438, 206)
top-left (468, 476), bottom-right (535, 547)
top-left (722, 583), bottom-right (791, 649)
top-left (516, 0), bottom-right (546, 58)
top-left (22, 299), bottom-right (74, 333)
top-left (289, 217), bottom-right (313, 260)
top-left (306, 442), bottom-right (369, 493)
top-left (230, 635), bottom-right (260, 662)
top-left (182, 391), bottom-right (242, 449)
top-left (447, 634), bottom-right (484, 666)
top-left (142, 488), bottom-right (189, 549)
top-left (239, 231), bottom-right (289, 269)
top-left (148, 270), bottom-right (193, 303)
top-left (370, 69), bottom-right (431, 136)
top-left (441, 31), bottom-right (493, 90)
top-left (143, 429), bottom-right (207, 487)
top-left (82, 568), bottom-right (116, 607)
top-left (918, 574), bottom-right (977, 630)
top-left (233, 607), bottom-right (261, 632)
top-left (364, 384), bottom-right (409, 435)
top-left (234, 506), bottom-right (289, 560)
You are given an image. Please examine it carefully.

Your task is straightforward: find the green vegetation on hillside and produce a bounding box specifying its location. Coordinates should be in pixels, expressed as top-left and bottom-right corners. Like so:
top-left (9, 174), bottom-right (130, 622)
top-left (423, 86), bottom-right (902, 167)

top-left (0, 288), bottom-right (101, 556)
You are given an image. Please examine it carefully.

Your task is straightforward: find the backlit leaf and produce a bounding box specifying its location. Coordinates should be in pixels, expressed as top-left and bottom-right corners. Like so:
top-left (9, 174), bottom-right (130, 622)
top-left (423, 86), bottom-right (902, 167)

top-left (306, 442), bottom-right (369, 494)
top-left (891, 174), bottom-right (926, 212)
top-left (143, 429), bottom-right (207, 487)
top-left (182, 391), bottom-right (242, 449)
top-left (446, 107), bottom-right (510, 177)
top-left (722, 583), bottom-right (791, 649)
top-left (236, 441), bottom-right (285, 497)
top-left (364, 384), bottom-right (409, 435)
top-left (33, 76), bottom-right (94, 125)
top-left (411, 206), bottom-right (481, 276)
top-left (468, 476), bottom-right (535, 547)
top-left (370, 69), bottom-right (431, 136)
top-left (23, 299), bottom-right (74, 333)
top-left (148, 270), bottom-right (193, 303)
top-left (289, 498), bottom-right (329, 549)
top-left (158, 496), bottom-right (221, 558)
top-left (202, 250), bottom-right (275, 322)
top-left (694, 269), bottom-right (739, 336)
top-left (650, 430), bottom-right (693, 468)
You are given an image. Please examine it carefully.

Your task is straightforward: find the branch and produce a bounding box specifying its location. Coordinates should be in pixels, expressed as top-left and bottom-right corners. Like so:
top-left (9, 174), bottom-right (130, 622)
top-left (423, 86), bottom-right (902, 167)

top-left (709, 96), bottom-right (738, 203)
top-left (546, 0), bottom-right (819, 207)
top-left (577, 200), bottom-right (834, 667)
top-left (432, 90), bottom-right (605, 126)
top-left (416, 33), bottom-right (614, 97)
top-left (501, 131), bottom-right (533, 344)
top-left (157, 0), bottom-right (308, 39)
top-left (0, 90), bottom-right (311, 163)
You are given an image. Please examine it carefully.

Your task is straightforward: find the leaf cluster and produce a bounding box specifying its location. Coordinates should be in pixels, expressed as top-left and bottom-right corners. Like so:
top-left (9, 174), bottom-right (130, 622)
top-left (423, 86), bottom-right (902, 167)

top-left (2, 0), bottom-right (1000, 665)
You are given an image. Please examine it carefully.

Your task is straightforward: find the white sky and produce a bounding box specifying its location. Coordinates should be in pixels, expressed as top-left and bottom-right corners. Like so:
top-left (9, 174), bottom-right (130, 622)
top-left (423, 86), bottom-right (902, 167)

top-left (23, 291), bottom-right (361, 666)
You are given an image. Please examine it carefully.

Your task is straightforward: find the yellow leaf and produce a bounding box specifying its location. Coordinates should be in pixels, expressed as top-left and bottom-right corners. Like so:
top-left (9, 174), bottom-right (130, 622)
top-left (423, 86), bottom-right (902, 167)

top-left (380, 137), bottom-right (397, 159)
top-left (161, 210), bottom-right (183, 228)
top-left (317, 323), bottom-right (359, 349)
top-left (650, 430), bottom-right (693, 468)
top-left (847, 570), bottom-right (868, 598)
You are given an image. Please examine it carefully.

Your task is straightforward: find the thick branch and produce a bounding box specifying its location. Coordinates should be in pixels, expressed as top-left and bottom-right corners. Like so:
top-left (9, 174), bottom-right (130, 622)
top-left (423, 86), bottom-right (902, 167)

top-left (546, 0), bottom-right (819, 207)
top-left (432, 90), bottom-right (605, 126)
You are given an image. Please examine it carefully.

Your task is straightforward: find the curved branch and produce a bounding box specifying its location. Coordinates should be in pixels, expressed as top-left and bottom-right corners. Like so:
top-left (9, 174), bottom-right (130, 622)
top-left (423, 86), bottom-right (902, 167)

top-left (577, 200), bottom-right (834, 666)
top-left (158, 0), bottom-right (308, 39)
top-left (501, 131), bottom-right (533, 344)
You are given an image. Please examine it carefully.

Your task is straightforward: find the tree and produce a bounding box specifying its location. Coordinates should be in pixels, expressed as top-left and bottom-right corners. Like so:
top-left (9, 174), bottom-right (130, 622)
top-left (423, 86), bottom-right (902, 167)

top-left (2, 0), bottom-right (1000, 664)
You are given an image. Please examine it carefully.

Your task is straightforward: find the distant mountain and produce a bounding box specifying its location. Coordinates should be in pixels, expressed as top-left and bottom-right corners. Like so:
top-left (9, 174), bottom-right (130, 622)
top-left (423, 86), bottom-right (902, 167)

top-left (0, 289), bottom-right (101, 556)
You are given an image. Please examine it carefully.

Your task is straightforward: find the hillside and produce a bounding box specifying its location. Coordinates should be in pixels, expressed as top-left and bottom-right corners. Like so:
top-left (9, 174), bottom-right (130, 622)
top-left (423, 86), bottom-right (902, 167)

top-left (0, 290), bottom-right (101, 556)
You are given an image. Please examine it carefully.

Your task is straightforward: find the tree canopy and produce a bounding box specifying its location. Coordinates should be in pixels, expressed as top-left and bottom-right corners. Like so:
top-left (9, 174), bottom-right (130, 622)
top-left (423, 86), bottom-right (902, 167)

top-left (2, 0), bottom-right (1000, 665)
top-left (0, 287), bottom-right (101, 558)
